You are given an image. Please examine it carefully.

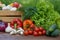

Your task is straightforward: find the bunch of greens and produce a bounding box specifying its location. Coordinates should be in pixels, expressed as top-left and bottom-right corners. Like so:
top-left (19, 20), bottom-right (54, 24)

top-left (22, 6), bottom-right (37, 21)
top-left (30, 0), bottom-right (60, 30)
top-left (47, 0), bottom-right (60, 13)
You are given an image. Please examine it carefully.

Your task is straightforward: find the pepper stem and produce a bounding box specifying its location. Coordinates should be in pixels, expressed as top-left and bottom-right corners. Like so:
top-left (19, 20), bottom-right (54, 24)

top-left (14, 24), bottom-right (17, 30)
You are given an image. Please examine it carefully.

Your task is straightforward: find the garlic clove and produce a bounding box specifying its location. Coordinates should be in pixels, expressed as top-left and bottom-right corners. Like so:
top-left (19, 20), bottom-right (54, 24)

top-left (10, 31), bottom-right (14, 35)
top-left (18, 27), bottom-right (24, 32)
top-left (10, 29), bottom-right (17, 35)
top-left (19, 31), bottom-right (24, 35)
top-left (17, 28), bottom-right (24, 35)
top-left (16, 30), bottom-right (20, 34)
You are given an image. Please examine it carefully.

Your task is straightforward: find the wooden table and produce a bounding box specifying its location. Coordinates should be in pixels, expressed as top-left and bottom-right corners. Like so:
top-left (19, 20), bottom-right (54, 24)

top-left (0, 32), bottom-right (60, 40)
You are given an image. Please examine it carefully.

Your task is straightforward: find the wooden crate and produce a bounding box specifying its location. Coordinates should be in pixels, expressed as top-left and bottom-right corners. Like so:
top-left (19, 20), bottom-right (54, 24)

top-left (0, 10), bottom-right (23, 22)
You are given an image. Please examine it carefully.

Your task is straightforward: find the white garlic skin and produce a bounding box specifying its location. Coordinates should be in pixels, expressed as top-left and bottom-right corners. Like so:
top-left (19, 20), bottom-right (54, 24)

top-left (5, 23), bottom-right (13, 33)
top-left (10, 29), bottom-right (17, 35)
top-left (2, 6), bottom-right (8, 10)
top-left (17, 27), bottom-right (24, 35)
top-left (20, 31), bottom-right (24, 35)
top-left (10, 7), bottom-right (17, 11)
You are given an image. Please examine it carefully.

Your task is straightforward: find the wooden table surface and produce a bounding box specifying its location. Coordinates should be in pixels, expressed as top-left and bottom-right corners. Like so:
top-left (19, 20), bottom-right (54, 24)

top-left (0, 32), bottom-right (60, 40)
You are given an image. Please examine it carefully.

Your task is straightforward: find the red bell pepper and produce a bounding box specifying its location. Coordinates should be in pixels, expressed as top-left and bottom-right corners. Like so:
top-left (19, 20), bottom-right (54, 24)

top-left (10, 18), bottom-right (23, 29)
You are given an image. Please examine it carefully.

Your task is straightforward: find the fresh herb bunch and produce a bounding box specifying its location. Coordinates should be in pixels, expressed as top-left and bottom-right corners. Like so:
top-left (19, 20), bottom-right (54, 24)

top-left (30, 0), bottom-right (60, 30)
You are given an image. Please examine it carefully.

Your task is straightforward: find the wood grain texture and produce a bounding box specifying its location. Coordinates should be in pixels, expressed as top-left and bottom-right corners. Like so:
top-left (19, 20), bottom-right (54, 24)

top-left (0, 10), bottom-right (23, 22)
top-left (0, 10), bottom-right (23, 16)
top-left (0, 17), bottom-right (21, 22)
top-left (0, 32), bottom-right (60, 40)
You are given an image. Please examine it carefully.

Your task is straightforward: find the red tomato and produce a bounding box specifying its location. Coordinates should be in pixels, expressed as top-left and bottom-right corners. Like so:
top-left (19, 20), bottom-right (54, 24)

top-left (33, 31), bottom-right (38, 36)
top-left (39, 27), bottom-right (44, 31)
top-left (13, 2), bottom-right (19, 8)
top-left (42, 30), bottom-right (46, 35)
top-left (34, 27), bottom-right (39, 32)
top-left (30, 24), bottom-right (35, 28)
top-left (28, 30), bottom-right (33, 35)
top-left (38, 31), bottom-right (42, 36)
top-left (24, 31), bottom-right (29, 36)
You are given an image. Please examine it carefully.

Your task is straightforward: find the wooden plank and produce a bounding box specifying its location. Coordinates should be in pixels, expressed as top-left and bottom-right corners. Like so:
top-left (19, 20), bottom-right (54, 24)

top-left (0, 15), bottom-right (21, 17)
top-left (0, 32), bottom-right (60, 40)
top-left (0, 17), bottom-right (22, 22)
top-left (0, 10), bottom-right (23, 16)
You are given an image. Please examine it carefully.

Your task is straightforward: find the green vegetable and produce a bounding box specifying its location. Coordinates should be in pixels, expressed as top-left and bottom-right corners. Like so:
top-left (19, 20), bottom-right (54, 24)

top-left (46, 29), bottom-right (60, 37)
top-left (47, 0), bottom-right (60, 13)
top-left (46, 24), bottom-right (60, 37)
top-left (56, 18), bottom-right (60, 30)
top-left (48, 24), bottom-right (57, 32)
top-left (22, 7), bottom-right (37, 21)
top-left (30, 0), bottom-right (60, 30)
top-left (46, 24), bottom-right (57, 36)
top-left (51, 29), bottom-right (60, 37)
top-left (46, 30), bottom-right (51, 36)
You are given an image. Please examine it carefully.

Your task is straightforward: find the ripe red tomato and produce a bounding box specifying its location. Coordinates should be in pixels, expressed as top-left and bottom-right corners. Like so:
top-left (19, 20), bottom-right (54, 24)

top-left (39, 27), bottom-right (44, 31)
top-left (24, 31), bottom-right (29, 36)
top-left (24, 28), bottom-right (27, 31)
top-left (28, 30), bottom-right (33, 35)
top-left (13, 2), bottom-right (19, 8)
top-left (42, 30), bottom-right (46, 35)
top-left (33, 31), bottom-right (38, 36)
top-left (30, 24), bottom-right (35, 28)
top-left (34, 27), bottom-right (39, 32)
top-left (38, 31), bottom-right (42, 36)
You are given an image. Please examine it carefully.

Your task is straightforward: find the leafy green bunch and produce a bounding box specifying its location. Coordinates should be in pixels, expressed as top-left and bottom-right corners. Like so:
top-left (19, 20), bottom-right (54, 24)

top-left (30, 0), bottom-right (60, 30)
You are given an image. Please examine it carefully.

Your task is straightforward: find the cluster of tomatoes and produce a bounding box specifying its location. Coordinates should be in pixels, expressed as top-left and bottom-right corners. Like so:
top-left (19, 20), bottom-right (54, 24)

top-left (23, 24), bottom-right (46, 36)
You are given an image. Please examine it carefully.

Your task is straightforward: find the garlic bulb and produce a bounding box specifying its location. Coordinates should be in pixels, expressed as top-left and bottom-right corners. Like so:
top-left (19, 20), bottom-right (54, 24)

top-left (2, 6), bottom-right (7, 10)
top-left (6, 5), bottom-right (12, 10)
top-left (10, 7), bottom-right (17, 11)
top-left (5, 23), bottom-right (13, 33)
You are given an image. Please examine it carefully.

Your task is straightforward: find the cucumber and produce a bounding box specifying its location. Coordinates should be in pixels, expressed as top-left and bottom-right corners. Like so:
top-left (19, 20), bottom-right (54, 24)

top-left (51, 29), bottom-right (60, 37)
top-left (48, 24), bottom-right (57, 32)
top-left (46, 30), bottom-right (51, 36)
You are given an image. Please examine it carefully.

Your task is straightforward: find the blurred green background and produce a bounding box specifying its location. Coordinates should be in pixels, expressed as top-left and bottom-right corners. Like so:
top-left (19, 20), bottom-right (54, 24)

top-left (0, 0), bottom-right (60, 13)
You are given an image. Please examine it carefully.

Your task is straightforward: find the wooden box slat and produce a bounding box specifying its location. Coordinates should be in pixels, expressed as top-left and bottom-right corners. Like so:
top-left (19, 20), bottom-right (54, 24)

top-left (0, 10), bottom-right (23, 22)
top-left (0, 10), bottom-right (23, 16)
top-left (0, 17), bottom-right (21, 22)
